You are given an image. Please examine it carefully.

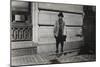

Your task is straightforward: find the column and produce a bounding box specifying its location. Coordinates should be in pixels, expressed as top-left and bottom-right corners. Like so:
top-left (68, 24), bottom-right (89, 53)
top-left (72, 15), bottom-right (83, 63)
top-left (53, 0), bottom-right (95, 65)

top-left (31, 2), bottom-right (39, 44)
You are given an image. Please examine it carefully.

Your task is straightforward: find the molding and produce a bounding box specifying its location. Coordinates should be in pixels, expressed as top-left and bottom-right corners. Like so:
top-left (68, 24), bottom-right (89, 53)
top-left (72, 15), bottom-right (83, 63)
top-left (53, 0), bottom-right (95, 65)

top-left (38, 8), bottom-right (83, 15)
top-left (38, 24), bottom-right (83, 27)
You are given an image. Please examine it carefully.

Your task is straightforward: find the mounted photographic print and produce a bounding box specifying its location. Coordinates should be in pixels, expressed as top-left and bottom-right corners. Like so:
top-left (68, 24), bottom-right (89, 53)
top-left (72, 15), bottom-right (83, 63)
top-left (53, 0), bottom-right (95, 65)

top-left (10, 0), bottom-right (96, 66)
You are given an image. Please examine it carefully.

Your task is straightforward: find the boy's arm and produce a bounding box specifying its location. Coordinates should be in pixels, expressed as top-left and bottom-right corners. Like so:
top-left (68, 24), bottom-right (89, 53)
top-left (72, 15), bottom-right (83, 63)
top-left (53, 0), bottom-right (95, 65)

top-left (53, 21), bottom-right (57, 37)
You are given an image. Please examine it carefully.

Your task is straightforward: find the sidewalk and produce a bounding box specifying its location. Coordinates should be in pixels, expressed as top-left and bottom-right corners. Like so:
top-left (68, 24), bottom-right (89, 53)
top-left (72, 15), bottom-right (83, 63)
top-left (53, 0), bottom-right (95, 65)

top-left (11, 51), bottom-right (95, 66)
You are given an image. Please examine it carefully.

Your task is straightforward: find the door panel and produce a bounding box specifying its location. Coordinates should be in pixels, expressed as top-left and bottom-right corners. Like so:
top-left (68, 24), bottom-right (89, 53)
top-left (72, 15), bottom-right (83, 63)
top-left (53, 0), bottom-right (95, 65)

top-left (63, 13), bottom-right (83, 25)
top-left (39, 11), bottom-right (83, 25)
top-left (38, 27), bottom-right (55, 44)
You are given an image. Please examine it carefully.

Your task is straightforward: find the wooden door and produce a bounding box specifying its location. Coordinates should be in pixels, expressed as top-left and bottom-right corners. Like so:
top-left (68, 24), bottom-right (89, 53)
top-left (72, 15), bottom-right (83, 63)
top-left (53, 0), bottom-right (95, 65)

top-left (38, 10), bottom-right (83, 44)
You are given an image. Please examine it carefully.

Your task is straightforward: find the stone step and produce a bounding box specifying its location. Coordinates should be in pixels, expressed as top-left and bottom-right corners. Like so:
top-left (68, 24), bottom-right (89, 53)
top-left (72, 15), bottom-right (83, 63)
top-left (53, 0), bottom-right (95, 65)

top-left (12, 47), bottom-right (37, 57)
top-left (11, 41), bottom-right (36, 49)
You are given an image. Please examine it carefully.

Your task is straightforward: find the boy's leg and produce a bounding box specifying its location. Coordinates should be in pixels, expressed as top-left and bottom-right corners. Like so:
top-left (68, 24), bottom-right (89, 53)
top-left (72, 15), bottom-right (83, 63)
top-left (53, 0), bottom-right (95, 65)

top-left (56, 40), bottom-right (59, 53)
top-left (61, 41), bottom-right (64, 53)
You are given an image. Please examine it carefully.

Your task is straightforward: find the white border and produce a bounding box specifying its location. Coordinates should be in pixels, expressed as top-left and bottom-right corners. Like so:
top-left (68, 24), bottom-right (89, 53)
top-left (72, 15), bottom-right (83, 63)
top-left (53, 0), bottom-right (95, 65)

top-left (18, 0), bottom-right (96, 5)
top-left (0, 0), bottom-right (97, 67)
